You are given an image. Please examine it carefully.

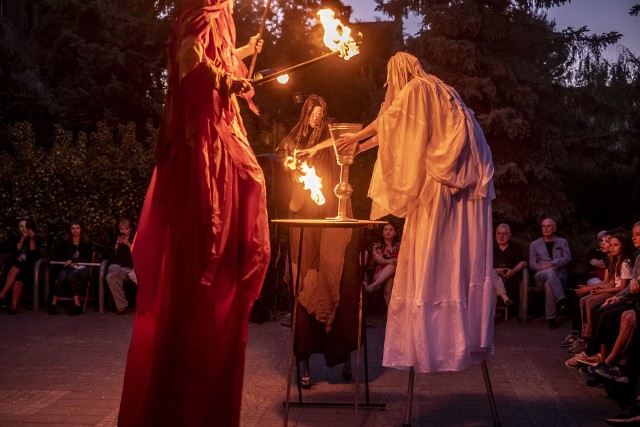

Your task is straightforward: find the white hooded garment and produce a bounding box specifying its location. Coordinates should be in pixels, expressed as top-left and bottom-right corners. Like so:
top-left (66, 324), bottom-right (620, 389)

top-left (370, 74), bottom-right (496, 373)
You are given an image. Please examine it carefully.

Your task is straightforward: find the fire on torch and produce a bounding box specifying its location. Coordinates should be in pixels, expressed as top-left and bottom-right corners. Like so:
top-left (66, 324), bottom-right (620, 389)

top-left (252, 8), bottom-right (361, 87)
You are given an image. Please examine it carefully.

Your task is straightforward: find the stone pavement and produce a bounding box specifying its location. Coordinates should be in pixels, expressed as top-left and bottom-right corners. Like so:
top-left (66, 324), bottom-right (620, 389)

top-left (0, 308), bottom-right (625, 426)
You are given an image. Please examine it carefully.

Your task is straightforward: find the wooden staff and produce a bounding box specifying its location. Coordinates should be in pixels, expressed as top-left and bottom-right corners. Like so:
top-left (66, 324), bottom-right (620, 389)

top-left (251, 51), bottom-right (341, 86)
top-left (248, 0), bottom-right (272, 78)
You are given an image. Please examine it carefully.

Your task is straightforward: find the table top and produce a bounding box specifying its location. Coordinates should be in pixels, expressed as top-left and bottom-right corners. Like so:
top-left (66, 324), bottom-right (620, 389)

top-left (271, 218), bottom-right (388, 228)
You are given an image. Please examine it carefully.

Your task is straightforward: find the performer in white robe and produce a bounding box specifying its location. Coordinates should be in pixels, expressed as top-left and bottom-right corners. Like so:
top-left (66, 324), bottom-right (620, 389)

top-left (337, 52), bottom-right (496, 373)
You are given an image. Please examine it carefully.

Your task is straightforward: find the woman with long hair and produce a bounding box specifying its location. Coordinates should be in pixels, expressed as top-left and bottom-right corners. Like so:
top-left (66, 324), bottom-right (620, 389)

top-left (575, 233), bottom-right (634, 341)
top-left (48, 221), bottom-right (92, 316)
top-left (277, 94), bottom-right (359, 388)
top-left (0, 217), bottom-right (41, 315)
top-left (365, 223), bottom-right (400, 306)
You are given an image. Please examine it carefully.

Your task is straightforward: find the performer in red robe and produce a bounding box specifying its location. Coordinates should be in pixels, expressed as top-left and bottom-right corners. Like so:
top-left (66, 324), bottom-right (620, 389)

top-left (118, 1), bottom-right (270, 425)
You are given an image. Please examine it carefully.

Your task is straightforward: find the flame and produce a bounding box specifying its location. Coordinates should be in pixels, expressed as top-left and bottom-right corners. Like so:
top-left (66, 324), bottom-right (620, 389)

top-left (285, 153), bottom-right (325, 205)
top-left (317, 9), bottom-right (360, 60)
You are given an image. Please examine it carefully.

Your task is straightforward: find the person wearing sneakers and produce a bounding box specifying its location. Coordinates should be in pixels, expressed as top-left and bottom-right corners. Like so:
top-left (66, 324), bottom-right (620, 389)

top-left (529, 218), bottom-right (572, 329)
top-left (566, 226), bottom-right (640, 375)
top-left (576, 233), bottom-right (633, 347)
top-left (561, 230), bottom-right (613, 351)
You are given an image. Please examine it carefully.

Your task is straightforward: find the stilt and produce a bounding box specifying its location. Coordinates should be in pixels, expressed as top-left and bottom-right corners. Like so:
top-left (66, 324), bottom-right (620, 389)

top-left (481, 361), bottom-right (501, 427)
top-left (401, 367), bottom-right (415, 427)
top-left (401, 361), bottom-right (500, 426)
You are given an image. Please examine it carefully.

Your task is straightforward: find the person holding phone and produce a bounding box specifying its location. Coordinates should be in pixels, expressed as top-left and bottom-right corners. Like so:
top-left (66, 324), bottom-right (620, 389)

top-left (0, 217), bottom-right (41, 315)
top-left (105, 218), bottom-right (137, 315)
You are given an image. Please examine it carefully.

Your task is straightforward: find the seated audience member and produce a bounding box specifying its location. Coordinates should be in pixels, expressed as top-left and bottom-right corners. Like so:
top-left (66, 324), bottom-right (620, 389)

top-left (594, 309), bottom-right (637, 384)
top-left (566, 224), bottom-right (640, 368)
top-left (586, 230), bottom-right (612, 285)
top-left (493, 223), bottom-right (526, 308)
top-left (48, 221), bottom-right (93, 315)
top-left (575, 233), bottom-right (633, 344)
top-left (106, 218), bottom-right (137, 315)
top-left (0, 217), bottom-right (41, 315)
top-left (365, 223), bottom-right (400, 306)
top-left (563, 230), bottom-right (614, 350)
top-left (529, 218), bottom-right (571, 329)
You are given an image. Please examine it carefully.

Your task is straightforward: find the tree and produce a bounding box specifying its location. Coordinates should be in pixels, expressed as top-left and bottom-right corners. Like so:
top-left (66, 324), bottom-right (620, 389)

top-left (373, 0), bottom-right (631, 237)
top-left (29, 0), bottom-right (172, 137)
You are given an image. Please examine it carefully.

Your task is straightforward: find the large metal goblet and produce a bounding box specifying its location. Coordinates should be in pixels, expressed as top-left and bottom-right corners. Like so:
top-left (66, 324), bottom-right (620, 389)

top-left (327, 123), bottom-right (363, 221)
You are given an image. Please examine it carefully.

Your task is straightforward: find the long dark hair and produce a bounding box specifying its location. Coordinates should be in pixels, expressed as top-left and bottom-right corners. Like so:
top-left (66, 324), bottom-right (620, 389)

top-left (65, 220), bottom-right (87, 242)
top-left (609, 233), bottom-right (633, 278)
top-left (381, 223), bottom-right (400, 247)
top-left (276, 95), bottom-right (328, 158)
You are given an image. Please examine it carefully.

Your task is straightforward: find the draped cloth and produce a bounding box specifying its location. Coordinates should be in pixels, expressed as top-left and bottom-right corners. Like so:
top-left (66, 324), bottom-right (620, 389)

top-left (277, 97), bottom-right (358, 366)
top-left (372, 75), bottom-right (496, 373)
top-left (118, 3), bottom-right (270, 426)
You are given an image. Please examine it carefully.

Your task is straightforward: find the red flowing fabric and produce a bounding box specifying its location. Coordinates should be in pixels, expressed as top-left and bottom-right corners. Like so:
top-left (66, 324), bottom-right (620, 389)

top-left (118, 2), bottom-right (270, 426)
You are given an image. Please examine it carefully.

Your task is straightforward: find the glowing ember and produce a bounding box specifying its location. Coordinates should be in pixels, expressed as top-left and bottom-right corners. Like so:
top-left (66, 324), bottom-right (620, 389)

top-left (316, 9), bottom-right (360, 60)
top-left (284, 153), bottom-right (325, 205)
top-left (277, 74), bottom-right (290, 84)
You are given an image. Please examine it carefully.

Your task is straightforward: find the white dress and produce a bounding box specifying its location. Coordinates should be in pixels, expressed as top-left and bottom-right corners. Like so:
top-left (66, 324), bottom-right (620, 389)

top-left (370, 75), bottom-right (496, 373)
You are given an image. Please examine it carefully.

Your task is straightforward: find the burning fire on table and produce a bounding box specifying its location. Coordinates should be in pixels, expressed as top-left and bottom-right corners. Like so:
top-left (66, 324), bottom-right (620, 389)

top-left (284, 151), bottom-right (325, 206)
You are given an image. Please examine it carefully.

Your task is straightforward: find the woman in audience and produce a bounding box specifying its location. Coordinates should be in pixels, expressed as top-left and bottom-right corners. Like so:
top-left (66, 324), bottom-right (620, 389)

top-left (566, 228), bottom-right (638, 368)
top-left (0, 217), bottom-right (41, 315)
top-left (365, 223), bottom-right (401, 306)
top-left (48, 221), bottom-right (93, 315)
top-left (575, 233), bottom-right (633, 343)
top-left (563, 230), bottom-right (613, 350)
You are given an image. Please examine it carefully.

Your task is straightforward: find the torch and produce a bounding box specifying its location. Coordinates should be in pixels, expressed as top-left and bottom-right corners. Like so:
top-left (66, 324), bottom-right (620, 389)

top-left (252, 9), bottom-right (361, 87)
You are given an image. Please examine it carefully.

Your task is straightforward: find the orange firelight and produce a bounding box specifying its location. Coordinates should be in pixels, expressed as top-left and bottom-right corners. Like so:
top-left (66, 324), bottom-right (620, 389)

top-left (317, 9), bottom-right (360, 60)
top-left (284, 153), bottom-right (325, 206)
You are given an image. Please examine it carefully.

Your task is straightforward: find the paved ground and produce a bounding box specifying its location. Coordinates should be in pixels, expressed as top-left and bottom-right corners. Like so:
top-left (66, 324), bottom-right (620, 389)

top-left (0, 307), bottom-right (627, 426)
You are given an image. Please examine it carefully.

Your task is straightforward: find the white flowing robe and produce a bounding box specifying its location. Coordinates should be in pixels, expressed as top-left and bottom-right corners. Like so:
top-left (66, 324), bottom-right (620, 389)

top-left (371, 75), bottom-right (496, 373)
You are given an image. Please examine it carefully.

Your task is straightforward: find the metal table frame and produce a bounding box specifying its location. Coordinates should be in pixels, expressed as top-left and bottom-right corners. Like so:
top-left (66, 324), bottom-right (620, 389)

top-left (272, 219), bottom-right (387, 426)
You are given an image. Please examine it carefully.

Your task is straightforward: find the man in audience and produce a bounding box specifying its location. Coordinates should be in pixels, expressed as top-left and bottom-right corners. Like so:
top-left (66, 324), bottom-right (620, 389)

top-left (105, 218), bottom-right (136, 315)
top-left (493, 223), bottom-right (527, 309)
top-left (529, 218), bottom-right (572, 329)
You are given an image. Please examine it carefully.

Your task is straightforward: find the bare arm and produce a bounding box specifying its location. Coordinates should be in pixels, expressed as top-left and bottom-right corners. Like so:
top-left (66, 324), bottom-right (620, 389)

top-left (234, 34), bottom-right (263, 60)
top-left (336, 119), bottom-right (379, 153)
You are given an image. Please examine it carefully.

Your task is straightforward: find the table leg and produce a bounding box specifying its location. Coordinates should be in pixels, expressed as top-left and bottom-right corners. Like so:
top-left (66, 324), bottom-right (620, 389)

top-left (284, 226), bottom-right (304, 427)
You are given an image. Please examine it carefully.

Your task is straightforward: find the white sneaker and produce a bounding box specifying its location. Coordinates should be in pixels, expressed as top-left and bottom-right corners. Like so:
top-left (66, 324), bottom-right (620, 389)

top-left (576, 352), bottom-right (601, 366)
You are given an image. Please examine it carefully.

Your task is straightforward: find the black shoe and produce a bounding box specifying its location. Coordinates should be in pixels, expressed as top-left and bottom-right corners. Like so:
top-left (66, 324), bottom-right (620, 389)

top-left (606, 405), bottom-right (640, 425)
top-left (0, 297), bottom-right (8, 309)
top-left (580, 365), bottom-right (605, 386)
top-left (67, 304), bottom-right (83, 316)
top-left (47, 304), bottom-right (58, 315)
top-left (7, 307), bottom-right (17, 315)
top-left (548, 319), bottom-right (558, 329)
top-left (557, 298), bottom-right (568, 313)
